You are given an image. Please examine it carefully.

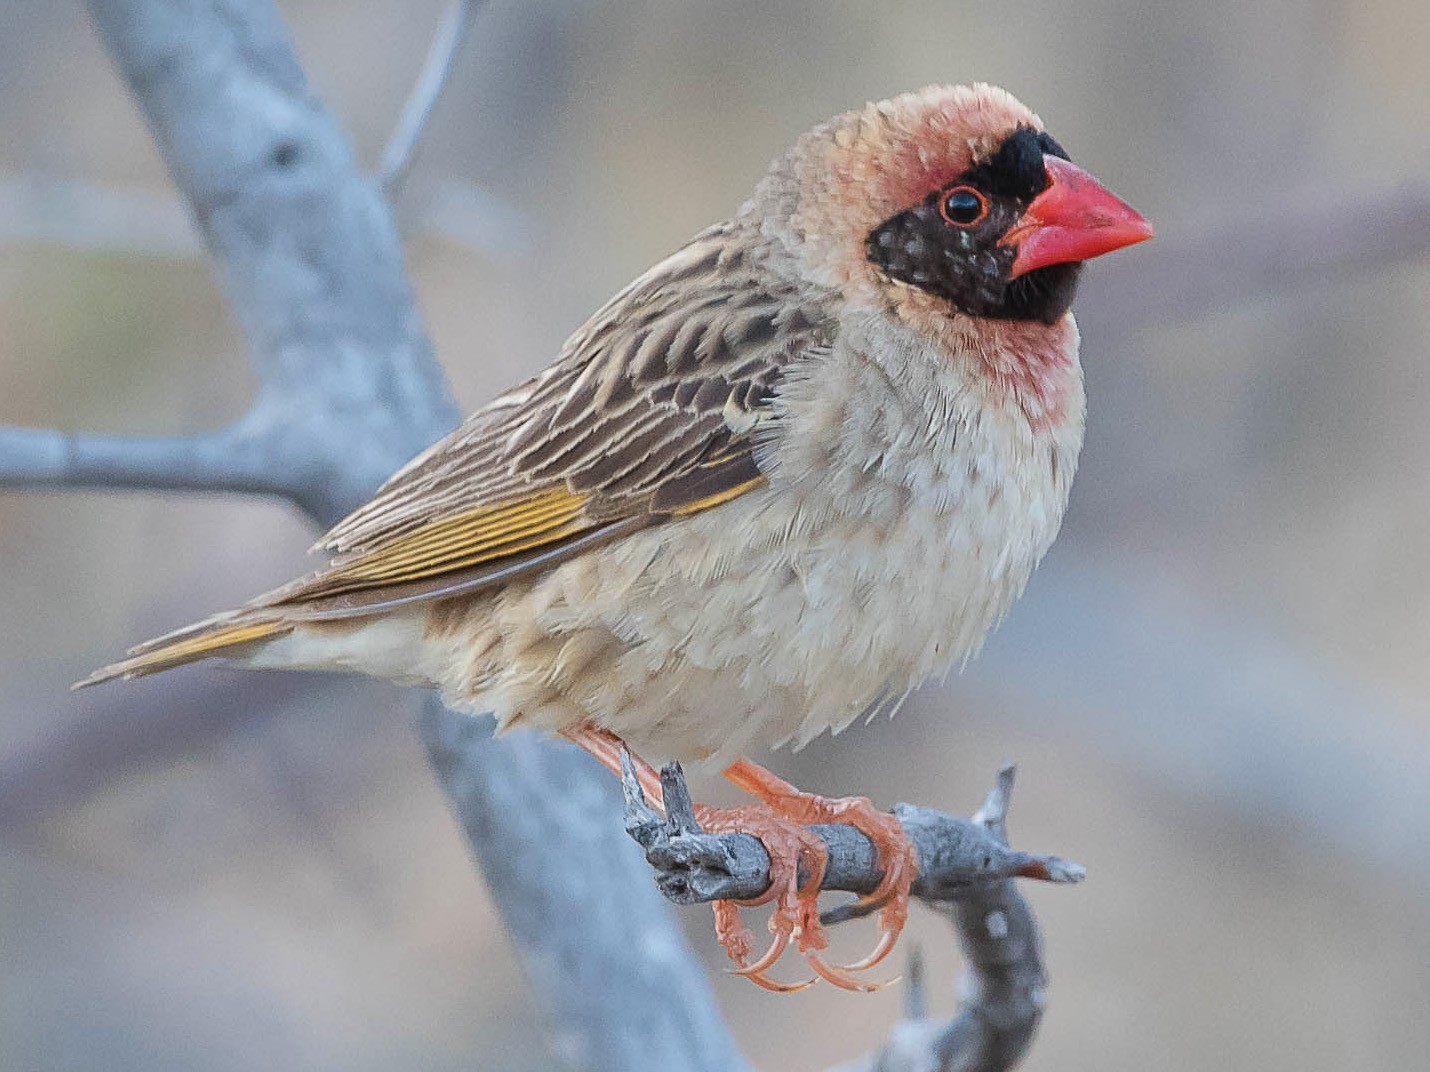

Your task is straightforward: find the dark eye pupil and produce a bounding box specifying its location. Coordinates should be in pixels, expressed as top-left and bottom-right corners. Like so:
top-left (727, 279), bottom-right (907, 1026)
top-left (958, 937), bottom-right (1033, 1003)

top-left (944, 189), bottom-right (983, 224)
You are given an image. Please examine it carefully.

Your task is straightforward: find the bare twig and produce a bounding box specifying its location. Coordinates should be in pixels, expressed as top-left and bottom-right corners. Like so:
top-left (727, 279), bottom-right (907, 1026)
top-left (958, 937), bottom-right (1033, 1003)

top-left (1088, 181), bottom-right (1430, 338)
top-left (815, 770), bottom-right (1057, 1072)
top-left (417, 175), bottom-right (533, 255)
top-left (0, 169), bottom-right (525, 258)
top-left (0, 173), bottom-right (201, 258)
top-left (928, 769), bottom-right (1049, 1072)
top-left (627, 764), bottom-right (1069, 1072)
top-left (0, 424), bottom-right (291, 498)
top-left (622, 760), bottom-right (1083, 908)
top-left (378, 0), bottom-right (486, 192)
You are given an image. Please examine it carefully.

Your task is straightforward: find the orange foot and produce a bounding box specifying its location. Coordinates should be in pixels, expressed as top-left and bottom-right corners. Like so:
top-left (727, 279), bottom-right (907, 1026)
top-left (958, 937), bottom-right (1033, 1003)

top-left (561, 724), bottom-right (919, 993)
top-left (704, 759), bottom-right (916, 991)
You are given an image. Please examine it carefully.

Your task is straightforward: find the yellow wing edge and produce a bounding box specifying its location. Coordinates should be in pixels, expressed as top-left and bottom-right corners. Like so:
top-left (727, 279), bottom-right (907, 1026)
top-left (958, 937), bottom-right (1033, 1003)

top-left (74, 619), bottom-right (292, 689)
top-left (77, 471), bottom-right (770, 689)
top-left (286, 486), bottom-right (592, 599)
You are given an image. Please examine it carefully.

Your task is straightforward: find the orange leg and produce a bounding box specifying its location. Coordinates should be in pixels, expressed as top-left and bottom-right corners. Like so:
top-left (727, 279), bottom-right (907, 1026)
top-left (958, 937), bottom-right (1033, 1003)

top-left (561, 724), bottom-right (665, 805)
top-left (561, 725), bottom-right (916, 992)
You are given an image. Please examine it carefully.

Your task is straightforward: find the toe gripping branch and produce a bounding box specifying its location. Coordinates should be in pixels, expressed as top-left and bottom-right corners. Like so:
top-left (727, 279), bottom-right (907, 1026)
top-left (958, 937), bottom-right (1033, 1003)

top-left (622, 756), bottom-right (1086, 1069)
top-left (620, 756), bottom-right (1083, 918)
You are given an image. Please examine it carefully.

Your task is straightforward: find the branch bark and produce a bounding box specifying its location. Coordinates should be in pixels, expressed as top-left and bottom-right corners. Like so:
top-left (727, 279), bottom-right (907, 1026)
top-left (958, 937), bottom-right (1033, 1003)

top-left (378, 0), bottom-right (486, 192)
top-left (622, 760), bottom-right (1083, 908)
top-left (0, 424), bottom-right (289, 497)
top-left (818, 770), bottom-right (1058, 1072)
top-left (625, 760), bottom-right (1079, 1072)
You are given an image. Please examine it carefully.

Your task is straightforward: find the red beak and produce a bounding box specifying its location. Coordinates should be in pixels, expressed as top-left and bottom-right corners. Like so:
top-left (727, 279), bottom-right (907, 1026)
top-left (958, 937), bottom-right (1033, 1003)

top-left (1001, 156), bottom-right (1154, 278)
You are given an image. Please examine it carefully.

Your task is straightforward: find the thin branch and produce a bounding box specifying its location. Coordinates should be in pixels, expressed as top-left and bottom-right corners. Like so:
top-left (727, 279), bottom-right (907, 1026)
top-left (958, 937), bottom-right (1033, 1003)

top-left (625, 760), bottom-right (1070, 1071)
top-left (0, 173), bottom-right (201, 258)
top-left (378, 0), bottom-right (485, 192)
top-left (628, 765), bottom-right (1069, 1072)
top-left (806, 770), bottom-right (1058, 1072)
top-left (412, 175), bottom-right (532, 255)
top-left (1088, 181), bottom-right (1430, 338)
top-left (622, 761), bottom-right (1083, 908)
top-left (927, 769), bottom-right (1049, 1072)
top-left (0, 424), bottom-right (291, 497)
top-left (0, 170), bottom-right (525, 259)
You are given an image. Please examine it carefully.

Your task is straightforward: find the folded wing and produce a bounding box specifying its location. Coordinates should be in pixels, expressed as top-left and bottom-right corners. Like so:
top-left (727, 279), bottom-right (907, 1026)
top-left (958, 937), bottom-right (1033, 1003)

top-left (79, 224), bottom-right (835, 684)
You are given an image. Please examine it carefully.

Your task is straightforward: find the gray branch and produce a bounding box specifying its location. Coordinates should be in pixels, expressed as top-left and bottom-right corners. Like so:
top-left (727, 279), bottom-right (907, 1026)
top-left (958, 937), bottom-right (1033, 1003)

top-left (0, 168), bottom-right (526, 260)
top-left (378, 0), bottom-right (486, 192)
top-left (627, 763), bottom-right (1074, 1071)
top-left (622, 760), bottom-right (1083, 909)
top-left (0, 424), bottom-right (289, 497)
top-left (804, 770), bottom-right (1061, 1072)
top-left (1089, 181), bottom-right (1430, 338)
top-left (627, 759), bottom-right (1080, 1071)
top-left (0, 172), bottom-right (202, 257)
top-left (624, 759), bottom-right (1075, 1072)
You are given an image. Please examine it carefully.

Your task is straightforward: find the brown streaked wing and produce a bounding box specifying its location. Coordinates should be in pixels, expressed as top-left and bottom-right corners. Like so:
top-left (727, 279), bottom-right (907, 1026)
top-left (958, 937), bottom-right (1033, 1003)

top-left (258, 223), bottom-right (836, 615)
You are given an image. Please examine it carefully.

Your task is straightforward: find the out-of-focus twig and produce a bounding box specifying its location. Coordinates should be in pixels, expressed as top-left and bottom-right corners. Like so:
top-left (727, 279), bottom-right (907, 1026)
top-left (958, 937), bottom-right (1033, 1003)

top-left (0, 169), bottom-right (527, 259)
top-left (1088, 181), bottom-right (1430, 337)
top-left (0, 424), bottom-right (293, 500)
top-left (0, 173), bottom-right (201, 258)
top-left (378, 0), bottom-right (486, 193)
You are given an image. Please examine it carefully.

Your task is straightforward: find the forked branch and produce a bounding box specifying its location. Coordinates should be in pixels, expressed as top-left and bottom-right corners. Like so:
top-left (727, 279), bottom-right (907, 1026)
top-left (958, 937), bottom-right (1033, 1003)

top-left (627, 761), bottom-right (1076, 1072)
top-left (622, 759), bottom-right (1083, 907)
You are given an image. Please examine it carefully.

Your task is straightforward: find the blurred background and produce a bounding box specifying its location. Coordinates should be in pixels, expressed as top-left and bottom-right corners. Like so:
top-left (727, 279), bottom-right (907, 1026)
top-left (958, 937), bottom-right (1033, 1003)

top-left (3, 1), bottom-right (1430, 1069)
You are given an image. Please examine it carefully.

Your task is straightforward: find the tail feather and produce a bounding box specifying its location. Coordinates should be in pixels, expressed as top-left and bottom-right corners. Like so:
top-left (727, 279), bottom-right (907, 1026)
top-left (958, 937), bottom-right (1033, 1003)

top-left (74, 614), bottom-right (293, 689)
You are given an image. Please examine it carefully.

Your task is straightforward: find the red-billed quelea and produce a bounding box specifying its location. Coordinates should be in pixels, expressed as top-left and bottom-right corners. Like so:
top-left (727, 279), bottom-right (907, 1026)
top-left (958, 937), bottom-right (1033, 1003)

top-left (82, 83), bottom-right (1152, 991)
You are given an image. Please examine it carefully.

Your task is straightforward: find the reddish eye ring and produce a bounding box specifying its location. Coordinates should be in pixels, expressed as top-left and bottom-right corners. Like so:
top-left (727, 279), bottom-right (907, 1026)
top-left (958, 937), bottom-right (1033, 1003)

top-left (940, 186), bottom-right (988, 227)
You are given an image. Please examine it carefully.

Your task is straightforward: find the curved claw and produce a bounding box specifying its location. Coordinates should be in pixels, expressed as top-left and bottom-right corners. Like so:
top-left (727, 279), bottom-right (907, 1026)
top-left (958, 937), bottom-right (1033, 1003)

top-left (807, 950), bottom-right (898, 993)
top-left (721, 908), bottom-right (817, 992)
top-left (844, 877), bottom-right (904, 913)
top-left (731, 924), bottom-right (792, 978)
top-left (836, 926), bottom-right (900, 974)
top-left (842, 831), bottom-right (914, 912)
top-left (734, 967), bottom-right (816, 993)
top-left (702, 762), bottom-right (924, 993)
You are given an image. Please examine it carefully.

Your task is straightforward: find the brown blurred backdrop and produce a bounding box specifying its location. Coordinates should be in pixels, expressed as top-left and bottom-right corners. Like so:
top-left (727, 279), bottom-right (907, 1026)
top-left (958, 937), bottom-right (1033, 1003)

top-left (3, 1), bottom-right (1430, 1069)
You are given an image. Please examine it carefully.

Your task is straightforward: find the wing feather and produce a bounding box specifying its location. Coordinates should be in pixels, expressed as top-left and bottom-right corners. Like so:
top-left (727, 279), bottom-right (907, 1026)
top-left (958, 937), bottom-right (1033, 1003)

top-left (261, 223), bottom-right (836, 615)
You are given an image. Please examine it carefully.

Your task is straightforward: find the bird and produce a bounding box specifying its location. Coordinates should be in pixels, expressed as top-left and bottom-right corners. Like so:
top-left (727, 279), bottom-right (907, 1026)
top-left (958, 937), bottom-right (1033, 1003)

top-left (80, 83), bottom-right (1152, 991)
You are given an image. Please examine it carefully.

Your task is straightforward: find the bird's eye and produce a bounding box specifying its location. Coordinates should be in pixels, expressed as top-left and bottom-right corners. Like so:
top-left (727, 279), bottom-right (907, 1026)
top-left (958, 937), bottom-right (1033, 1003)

top-left (940, 186), bottom-right (988, 227)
